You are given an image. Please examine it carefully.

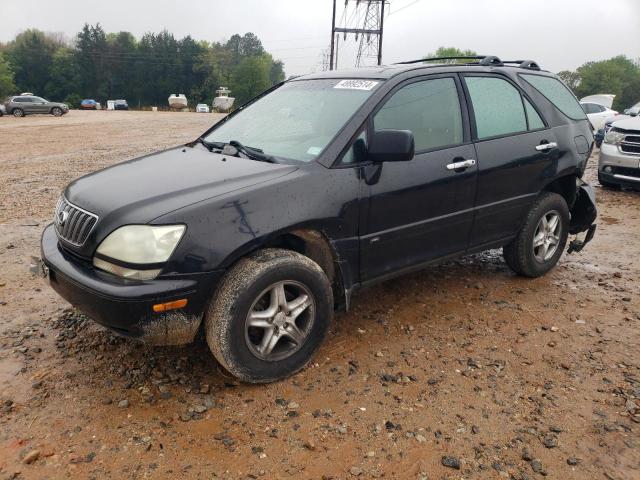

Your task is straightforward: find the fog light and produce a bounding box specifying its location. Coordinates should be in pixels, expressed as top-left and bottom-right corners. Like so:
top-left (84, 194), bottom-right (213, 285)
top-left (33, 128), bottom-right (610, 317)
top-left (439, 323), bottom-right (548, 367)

top-left (604, 166), bottom-right (613, 173)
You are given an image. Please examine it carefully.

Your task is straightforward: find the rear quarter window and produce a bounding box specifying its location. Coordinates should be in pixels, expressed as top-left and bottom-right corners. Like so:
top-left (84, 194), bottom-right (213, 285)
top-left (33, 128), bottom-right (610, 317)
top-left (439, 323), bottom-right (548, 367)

top-left (520, 74), bottom-right (587, 121)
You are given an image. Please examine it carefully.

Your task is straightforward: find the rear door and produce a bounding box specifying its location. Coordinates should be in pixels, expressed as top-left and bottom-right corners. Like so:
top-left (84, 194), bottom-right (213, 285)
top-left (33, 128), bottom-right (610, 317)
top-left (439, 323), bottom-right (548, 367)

top-left (360, 74), bottom-right (477, 282)
top-left (461, 74), bottom-right (558, 249)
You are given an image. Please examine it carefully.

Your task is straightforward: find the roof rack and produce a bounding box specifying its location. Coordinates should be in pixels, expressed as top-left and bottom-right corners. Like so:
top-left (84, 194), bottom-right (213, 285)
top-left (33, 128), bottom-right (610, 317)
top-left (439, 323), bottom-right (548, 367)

top-left (395, 55), bottom-right (542, 70)
top-left (502, 60), bottom-right (541, 71)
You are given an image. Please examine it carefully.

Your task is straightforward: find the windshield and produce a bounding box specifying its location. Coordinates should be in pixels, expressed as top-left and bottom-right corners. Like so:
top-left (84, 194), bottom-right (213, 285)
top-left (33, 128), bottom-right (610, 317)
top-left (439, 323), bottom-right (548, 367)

top-left (204, 79), bottom-right (380, 163)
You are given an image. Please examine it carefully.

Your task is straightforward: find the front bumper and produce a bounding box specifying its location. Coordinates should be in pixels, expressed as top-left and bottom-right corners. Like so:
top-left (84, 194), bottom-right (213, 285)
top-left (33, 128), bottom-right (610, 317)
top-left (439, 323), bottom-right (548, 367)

top-left (598, 142), bottom-right (640, 188)
top-left (40, 224), bottom-right (223, 345)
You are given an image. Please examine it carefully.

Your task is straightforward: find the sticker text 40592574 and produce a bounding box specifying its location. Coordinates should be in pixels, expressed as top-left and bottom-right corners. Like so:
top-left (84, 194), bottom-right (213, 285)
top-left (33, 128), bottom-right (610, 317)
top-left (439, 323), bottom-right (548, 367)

top-left (334, 80), bottom-right (379, 91)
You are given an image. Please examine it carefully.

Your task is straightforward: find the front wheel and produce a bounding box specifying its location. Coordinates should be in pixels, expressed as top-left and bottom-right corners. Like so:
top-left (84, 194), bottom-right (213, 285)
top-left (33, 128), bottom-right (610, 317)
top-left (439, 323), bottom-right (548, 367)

top-left (205, 248), bottom-right (333, 383)
top-left (51, 107), bottom-right (63, 116)
top-left (503, 192), bottom-right (569, 278)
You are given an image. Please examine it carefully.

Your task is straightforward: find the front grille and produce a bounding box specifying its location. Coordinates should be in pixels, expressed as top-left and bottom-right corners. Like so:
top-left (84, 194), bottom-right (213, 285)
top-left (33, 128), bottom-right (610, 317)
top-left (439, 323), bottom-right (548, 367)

top-left (54, 197), bottom-right (98, 246)
top-left (622, 133), bottom-right (640, 155)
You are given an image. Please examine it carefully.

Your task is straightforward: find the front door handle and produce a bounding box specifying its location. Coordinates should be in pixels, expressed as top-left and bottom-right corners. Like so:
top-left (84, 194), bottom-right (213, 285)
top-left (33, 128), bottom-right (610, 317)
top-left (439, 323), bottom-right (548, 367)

top-left (446, 158), bottom-right (476, 171)
top-left (535, 142), bottom-right (558, 151)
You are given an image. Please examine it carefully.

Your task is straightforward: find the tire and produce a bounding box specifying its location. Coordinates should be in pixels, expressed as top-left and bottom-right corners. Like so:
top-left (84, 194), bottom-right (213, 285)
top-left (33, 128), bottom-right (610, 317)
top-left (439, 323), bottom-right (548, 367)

top-left (51, 107), bottom-right (63, 117)
top-left (12, 108), bottom-right (24, 117)
top-left (503, 192), bottom-right (569, 278)
top-left (205, 248), bottom-right (333, 383)
top-left (598, 173), bottom-right (619, 189)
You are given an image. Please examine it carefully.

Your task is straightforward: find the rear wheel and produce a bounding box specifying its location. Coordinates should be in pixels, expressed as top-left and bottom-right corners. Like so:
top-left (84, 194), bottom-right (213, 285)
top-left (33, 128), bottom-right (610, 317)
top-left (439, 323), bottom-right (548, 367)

top-left (205, 248), bottom-right (333, 383)
top-left (12, 108), bottom-right (24, 117)
top-left (503, 192), bottom-right (569, 278)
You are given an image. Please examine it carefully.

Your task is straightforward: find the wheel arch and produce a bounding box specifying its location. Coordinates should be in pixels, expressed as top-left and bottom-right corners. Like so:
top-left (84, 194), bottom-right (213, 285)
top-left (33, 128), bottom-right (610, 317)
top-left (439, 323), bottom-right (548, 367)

top-left (541, 173), bottom-right (578, 209)
top-left (218, 226), bottom-right (349, 311)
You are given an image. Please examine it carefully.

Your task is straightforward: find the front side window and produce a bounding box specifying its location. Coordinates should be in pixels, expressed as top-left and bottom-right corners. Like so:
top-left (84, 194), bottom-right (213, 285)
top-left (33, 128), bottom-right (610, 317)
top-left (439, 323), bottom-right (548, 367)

top-left (465, 76), bottom-right (527, 139)
top-left (373, 77), bottom-right (463, 151)
top-left (204, 79), bottom-right (379, 163)
top-left (520, 74), bottom-right (587, 120)
top-left (340, 131), bottom-right (367, 164)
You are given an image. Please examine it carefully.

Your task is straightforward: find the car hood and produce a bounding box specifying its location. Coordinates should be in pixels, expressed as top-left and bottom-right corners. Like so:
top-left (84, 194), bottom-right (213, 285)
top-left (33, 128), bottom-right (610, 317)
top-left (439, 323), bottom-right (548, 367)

top-left (64, 144), bottom-right (298, 226)
top-left (580, 94), bottom-right (615, 109)
top-left (611, 116), bottom-right (640, 131)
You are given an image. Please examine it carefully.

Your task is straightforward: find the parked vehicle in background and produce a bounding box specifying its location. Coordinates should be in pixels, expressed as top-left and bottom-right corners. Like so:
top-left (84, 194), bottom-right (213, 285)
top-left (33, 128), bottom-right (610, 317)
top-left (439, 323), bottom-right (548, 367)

top-left (196, 103), bottom-right (210, 113)
top-left (114, 99), bottom-right (128, 110)
top-left (599, 115), bottom-right (640, 190)
top-left (169, 94), bottom-right (188, 110)
top-left (0, 104), bottom-right (5, 116)
top-left (80, 99), bottom-right (98, 110)
top-left (595, 101), bottom-right (640, 147)
top-left (581, 94), bottom-right (617, 132)
top-left (624, 101), bottom-right (640, 117)
top-left (3, 95), bottom-right (69, 117)
top-left (39, 56), bottom-right (597, 383)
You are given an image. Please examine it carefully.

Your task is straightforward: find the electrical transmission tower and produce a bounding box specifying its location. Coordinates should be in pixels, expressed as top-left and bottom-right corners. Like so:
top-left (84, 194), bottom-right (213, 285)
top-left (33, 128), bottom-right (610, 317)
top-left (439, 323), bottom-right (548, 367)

top-left (329, 0), bottom-right (387, 70)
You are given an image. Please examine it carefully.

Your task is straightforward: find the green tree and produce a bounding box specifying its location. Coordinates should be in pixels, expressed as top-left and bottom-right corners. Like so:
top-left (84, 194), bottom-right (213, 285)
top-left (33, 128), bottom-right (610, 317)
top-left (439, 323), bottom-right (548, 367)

top-left (557, 70), bottom-right (581, 92)
top-left (44, 48), bottom-right (80, 100)
top-left (574, 56), bottom-right (640, 111)
top-left (230, 54), bottom-right (273, 105)
top-left (0, 52), bottom-right (16, 98)
top-left (424, 46), bottom-right (478, 63)
top-left (6, 29), bottom-right (62, 94)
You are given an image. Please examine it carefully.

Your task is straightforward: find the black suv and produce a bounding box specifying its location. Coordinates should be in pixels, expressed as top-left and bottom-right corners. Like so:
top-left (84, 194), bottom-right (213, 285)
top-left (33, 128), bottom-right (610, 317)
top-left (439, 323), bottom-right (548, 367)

top-left (39, 56), bottom-right (597, 383)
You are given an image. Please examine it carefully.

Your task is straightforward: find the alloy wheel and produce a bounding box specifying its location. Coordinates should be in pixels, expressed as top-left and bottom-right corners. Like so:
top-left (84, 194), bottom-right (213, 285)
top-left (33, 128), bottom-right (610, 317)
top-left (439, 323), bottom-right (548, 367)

top-left (533, 210), bottom-right (561, 262)
top-left (245, 281), bottom-right (315, 362)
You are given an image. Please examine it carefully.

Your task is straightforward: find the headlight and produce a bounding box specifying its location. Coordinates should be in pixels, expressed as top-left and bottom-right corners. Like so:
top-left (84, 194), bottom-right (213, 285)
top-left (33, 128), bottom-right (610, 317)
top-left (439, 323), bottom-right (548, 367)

top-left (93, 225), bottom-right (185, 280)
top-left (604, 129), bottom-right (625, 145)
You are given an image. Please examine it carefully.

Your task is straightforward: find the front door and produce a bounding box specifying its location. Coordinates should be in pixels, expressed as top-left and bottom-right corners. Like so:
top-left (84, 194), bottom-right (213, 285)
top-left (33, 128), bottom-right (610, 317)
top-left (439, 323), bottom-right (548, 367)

top-left (360, 75), bottom-right (477, 282)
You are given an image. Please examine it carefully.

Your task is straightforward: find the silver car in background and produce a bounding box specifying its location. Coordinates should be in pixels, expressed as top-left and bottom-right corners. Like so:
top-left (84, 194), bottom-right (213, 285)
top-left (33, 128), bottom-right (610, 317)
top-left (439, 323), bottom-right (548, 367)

top-left (599, 116), bottom-right (640, 189)
top-left (3, 95), bottom-right (69, 117)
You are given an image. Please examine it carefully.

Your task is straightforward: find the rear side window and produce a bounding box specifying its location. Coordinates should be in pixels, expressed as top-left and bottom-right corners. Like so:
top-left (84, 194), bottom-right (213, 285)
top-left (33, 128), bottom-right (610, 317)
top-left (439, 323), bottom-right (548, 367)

top-left (374, 77), bottom-right (463, 151)
top-left (464, 77), bottom-right (527, 139)
top-left (524, 98), bottom-right (545, 130)
top-left (520, 74), bottom-right (587, 120)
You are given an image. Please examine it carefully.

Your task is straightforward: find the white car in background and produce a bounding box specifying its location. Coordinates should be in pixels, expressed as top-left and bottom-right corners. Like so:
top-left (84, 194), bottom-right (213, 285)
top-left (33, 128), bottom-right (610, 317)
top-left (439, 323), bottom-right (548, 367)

top-left (196, 103), bottom-right (210, 113)
top-left (580, 94), bottom-right (617, 132)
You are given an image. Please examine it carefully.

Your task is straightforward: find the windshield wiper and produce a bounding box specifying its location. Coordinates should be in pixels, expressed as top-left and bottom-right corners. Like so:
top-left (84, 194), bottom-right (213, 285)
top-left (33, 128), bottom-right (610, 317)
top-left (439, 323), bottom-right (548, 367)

top-left (196, 137), bottom-right (215, 151)
top-left (229, 140), bottom-right (277, 163)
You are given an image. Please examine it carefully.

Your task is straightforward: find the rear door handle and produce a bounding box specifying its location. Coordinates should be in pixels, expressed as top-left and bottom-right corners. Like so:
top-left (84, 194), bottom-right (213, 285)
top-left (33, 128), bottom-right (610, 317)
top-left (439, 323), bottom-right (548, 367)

top-left (446, 159), bottom-right (476, 171)
top-left (535, 142), bottom-right (558, 151)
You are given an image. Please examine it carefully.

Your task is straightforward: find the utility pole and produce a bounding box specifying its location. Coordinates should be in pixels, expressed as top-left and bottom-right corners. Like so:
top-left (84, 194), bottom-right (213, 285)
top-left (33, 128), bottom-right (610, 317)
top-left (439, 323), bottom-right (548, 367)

top-left (329, 0), bottom-right (388, 69)
top-left (329, 0), bottom-right (337, 70)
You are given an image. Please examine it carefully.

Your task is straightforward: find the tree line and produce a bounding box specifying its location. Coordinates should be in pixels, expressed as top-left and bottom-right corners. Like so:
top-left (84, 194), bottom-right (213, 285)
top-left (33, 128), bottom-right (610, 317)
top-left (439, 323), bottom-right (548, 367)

top-left (427, 47), bottom-right (640, 112)
top-left (0, 24), bottom-right (285, 108)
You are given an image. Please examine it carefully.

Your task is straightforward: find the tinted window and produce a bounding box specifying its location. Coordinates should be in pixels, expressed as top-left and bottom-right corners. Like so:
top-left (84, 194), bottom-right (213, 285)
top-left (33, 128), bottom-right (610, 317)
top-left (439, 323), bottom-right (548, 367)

top-left (524, 98), bottom-right (545, 130)
top-left (373, 77), bottom-right (463, 151)
top-left (13, 97), bottom-right (26, 103)
top-left (465, 76), bottom-right (527, 139)
top-left (520, 74), bottom-right (587, 120)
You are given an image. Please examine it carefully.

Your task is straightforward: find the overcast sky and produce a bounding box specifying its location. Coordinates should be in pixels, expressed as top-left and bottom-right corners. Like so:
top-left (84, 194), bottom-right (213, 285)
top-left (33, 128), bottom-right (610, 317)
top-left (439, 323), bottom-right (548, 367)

top-left (1, 0), bottom-right (639, 76)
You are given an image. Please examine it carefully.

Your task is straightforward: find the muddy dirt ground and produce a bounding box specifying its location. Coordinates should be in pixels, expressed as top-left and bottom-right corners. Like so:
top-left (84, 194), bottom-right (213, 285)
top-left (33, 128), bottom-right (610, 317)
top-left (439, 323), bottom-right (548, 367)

top-left (0, 111), bottom-right (639, 480)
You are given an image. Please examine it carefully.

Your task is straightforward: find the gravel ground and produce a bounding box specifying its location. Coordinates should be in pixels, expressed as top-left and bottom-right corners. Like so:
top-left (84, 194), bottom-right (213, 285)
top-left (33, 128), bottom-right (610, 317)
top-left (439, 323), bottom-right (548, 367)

top-left (0, 110), bottom-right (639, 480)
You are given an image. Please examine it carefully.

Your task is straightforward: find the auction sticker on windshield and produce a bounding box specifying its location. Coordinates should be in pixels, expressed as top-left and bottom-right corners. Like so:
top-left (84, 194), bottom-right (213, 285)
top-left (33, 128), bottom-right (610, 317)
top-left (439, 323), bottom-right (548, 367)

top-left (334, 80), bottom-right (379, 90)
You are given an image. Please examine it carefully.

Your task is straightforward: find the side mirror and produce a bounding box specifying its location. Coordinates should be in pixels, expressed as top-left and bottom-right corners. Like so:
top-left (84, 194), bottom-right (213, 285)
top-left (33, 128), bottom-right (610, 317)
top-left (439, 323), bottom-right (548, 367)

top-left (368, 129), bottom-right (415, 163)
